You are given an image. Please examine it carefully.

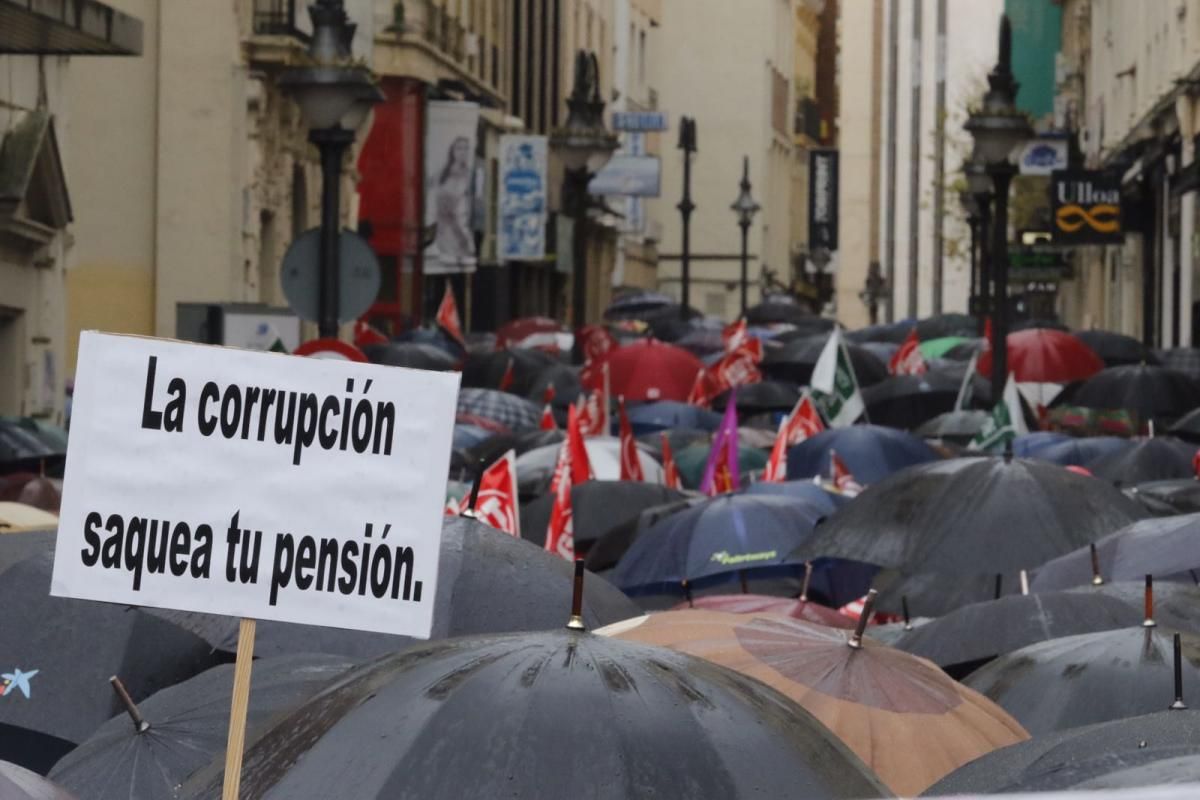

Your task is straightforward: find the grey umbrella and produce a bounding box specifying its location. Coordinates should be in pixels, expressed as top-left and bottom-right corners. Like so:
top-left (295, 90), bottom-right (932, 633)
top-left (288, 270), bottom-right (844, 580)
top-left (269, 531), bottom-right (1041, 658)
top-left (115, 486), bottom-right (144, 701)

top-left (1128, 479), bottom-right (1200, 516)
top-left (791, 456), bottom-right (1147, 578)
top-left (519, 480), bottom-right (689, 549)
top-left (1065, 581), bottom-right (1200, 636)
top-left (925, 710), bottom-right (1200, 795)
top-left (1087, 436), bottom-right (1199, 486)
top-left (1032, 514), bottom-right (1200, 591)
top-left (963, 626), bottom-right (1200, 734)
top-left (48, 655), bottom-right (352, 799)
top-left (0, 761), bottom-right (75, 800)
top-left (179, 630), bottom-right (891, 800)
top-left (893, 591), bottom-right (1141, 677)
top-left (914, 410), bottom-right (991, 444)
top-left (147, 517), bottom-right (642, 660)
top-left (1077, 754), bottom-right (1200, 790)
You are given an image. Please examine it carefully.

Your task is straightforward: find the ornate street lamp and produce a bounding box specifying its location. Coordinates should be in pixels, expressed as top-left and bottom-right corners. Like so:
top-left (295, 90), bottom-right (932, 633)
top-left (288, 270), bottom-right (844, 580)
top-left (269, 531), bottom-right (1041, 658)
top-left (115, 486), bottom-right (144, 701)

top-left (550, 51), bottom-right (618, 334)
top-left (731, 156), bottom-right (761, 316)
top-left (677, 116), bottom-right (698, 319)
top-left (964, 14), bottom-right (1033, 393)
top-left (964, 158), bottom-right (994, 335)
top-left (280, 0), bottom-right (383, 339)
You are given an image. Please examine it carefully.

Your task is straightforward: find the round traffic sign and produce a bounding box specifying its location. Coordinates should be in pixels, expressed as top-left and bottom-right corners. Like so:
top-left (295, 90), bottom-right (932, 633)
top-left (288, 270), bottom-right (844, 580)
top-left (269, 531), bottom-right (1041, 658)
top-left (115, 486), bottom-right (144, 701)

top-left (293, 338), bottom-right (368, 362)
top-left (281, 228), bottom-right (381, 324)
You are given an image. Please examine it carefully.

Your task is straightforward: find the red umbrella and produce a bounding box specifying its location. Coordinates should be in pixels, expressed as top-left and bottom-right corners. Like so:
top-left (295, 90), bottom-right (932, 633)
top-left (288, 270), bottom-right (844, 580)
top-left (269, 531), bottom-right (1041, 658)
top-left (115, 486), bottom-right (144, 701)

top-left (977, 328), bottom-right (1104, 384)
top-left (583, 339), bottom-right (704, 402)
top-left (496, 316), bottom-right (565, 350)
top-left (675, 594), bottom-right (855, 629)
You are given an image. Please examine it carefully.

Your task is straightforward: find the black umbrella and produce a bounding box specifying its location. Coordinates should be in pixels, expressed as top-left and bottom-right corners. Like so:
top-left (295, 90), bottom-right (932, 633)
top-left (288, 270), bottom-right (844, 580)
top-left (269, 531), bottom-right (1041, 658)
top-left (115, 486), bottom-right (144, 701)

top-left (893, 591), bottom-right (1141, 677)
top-left (744, 299), bottom-right (820, 327)
top-left (456, 387), bottom-right (541, 431)
top-left (361, 342), bottom-right (457, 371)
top-left (963, 626), bottom-right (1200, 734)
top-left (1075, 330), bottom-right (1160, 368)
top-left (916, 313), bottom-right (978, 340)
top-left (869, 567), bottom-right (1031, 619)
top-left (525, 362), bottom-right (583, 414)
top-left (760, 336), bottom-right (888, 388)
top-left (845, 321), bottom-right (910, 345)
top-left (603, 290), bottom-right (674, 320)
top-left (1011, 317), bottom-right (1069, 332)
top-left (1075, 754), bottom-right (1200, 790)
top-left (1168, 407), bottom-right (1200, 443)
top-left (712, 381), bottom-right (800, 415)
top-left (48, 655), bottom-right (352, 799)
top-left (926, 710), bottom-right (1200, 796)
top-left (462, 428), bottom-right (563, 472)
top-left (462, 348), bottom-right (557, 394)
top-left (1064, 581), bottom-right (1200, 636)
top-left (584, 497), bottom-right (700, 574)
top-left (639, 304), bottom-right (704, 340)
top-left (518, 480), bottom-right (689, 549)
top-left (913, 409), bottom-right (991, 444)
top-left (180, 630), bottom-right (889, 800)
top-left (0, 761), bottom-right (74, 799)
top-left (0, 553), bottom-right (222, 774)
top-left (147, 517), bottom-right (641, 661)
top-left (1053, 364), bottom-right (1200, 428)
top-left (1128, 479), bottom-right (1200, 516)
top-left (862, 369), bottom-right (991, 430)
top-left (1032, 514), bottom-right (1200, 591)
top-left (1160, 347), bottom-right (1200, 378)
top-left (1087, 436), bottom-right (1199, 486)
top-left (791, 456), bottom-right (1148, 578)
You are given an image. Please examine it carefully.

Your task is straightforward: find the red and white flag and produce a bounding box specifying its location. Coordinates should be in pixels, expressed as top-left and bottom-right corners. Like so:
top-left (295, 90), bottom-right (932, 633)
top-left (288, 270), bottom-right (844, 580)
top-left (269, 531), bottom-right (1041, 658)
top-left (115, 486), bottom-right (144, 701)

top-left (784, 390), bottom-right (826, 446)
top-left (436, 283), bottom-right (466, 348)
top-left (577, 361), bottom-right (611, 436)
top-left (721, 319), bottom-right (749, 352)
top-left (618, 396), bottom-right (644, 482)
top-left (353, 320), bottom-right (388, 348)
top-left (498, 357), bottom-right (516, 392)
top-left (567, 401), bottom-right (593, 486)
top-left (761, 419), bottom-right (789, 483)
top-left (540, 404), bottom-right (557, 430)
top-left (687, 338), bottom-right (763, 408)
top-left (829, 449), bottom-right (863, 496)
top-left (661, 432), bottom-right (682, 490)
top-left (578, 324), bottom-right (617, 365)
top-left (545, 406), bottom-right (588, 560)
top-left (458, 450), bottom-right (521, 537)
top-left (889, 327), bottom-right (927, 376)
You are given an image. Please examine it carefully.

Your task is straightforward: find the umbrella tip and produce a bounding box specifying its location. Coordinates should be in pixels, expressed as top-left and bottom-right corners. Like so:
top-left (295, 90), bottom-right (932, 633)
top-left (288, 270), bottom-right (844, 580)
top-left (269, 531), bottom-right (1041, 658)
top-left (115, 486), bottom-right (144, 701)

top-left (566, 559), bottom-right (587, 631)
top-left (1003, 440), bottom-right (1014, 463)
top-left (799, 561), bottom-right (813, 603)
top-left (1090, 542), bottom-right (1104, 586)
top-left (1019, 569), bottom-right (1030, 595)
top-left (848, 590), bottom-right (877, 649)
top-left (1144, 574), bottom-right (1157, 628)
top-left (1171, 632), bottom-right (1188, 710)
top-left (109, 675), bottom-right (150, 734)
top-left (901, 595), bottom-right (912, 631)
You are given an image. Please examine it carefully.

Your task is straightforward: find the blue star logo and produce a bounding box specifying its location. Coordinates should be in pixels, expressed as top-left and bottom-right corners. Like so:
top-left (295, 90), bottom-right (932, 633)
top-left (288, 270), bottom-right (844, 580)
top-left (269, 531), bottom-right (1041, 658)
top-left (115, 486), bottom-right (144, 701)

top-left (1, 669), bottom-right (39, 699)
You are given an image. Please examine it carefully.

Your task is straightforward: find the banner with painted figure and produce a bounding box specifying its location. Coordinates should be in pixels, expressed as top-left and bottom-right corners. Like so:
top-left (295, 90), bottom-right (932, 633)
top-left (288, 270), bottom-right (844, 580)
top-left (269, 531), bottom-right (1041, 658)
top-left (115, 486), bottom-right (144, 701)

top-left (424, 101), bottom-right (480, 274)
top-left (498, 135), bottom-right (548, 262)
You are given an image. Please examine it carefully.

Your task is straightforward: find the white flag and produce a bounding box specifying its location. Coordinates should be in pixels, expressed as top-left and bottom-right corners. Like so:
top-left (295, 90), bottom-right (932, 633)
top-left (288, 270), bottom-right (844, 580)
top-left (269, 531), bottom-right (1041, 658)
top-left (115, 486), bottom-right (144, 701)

top-left (811, 328), bottom-right (865, 427)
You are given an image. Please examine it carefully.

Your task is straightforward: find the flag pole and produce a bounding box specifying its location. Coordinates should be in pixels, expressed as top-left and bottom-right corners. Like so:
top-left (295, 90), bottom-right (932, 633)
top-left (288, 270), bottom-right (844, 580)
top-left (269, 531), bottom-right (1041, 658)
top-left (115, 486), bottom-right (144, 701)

top-left (221, 617), bottom-right (257, 800)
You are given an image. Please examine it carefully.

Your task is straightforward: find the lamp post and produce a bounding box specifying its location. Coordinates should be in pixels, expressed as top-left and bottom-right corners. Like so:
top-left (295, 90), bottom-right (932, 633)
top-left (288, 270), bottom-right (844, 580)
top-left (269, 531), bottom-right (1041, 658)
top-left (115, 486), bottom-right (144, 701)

top-left (965, 158), bottom-right (994, 336)
top-left (550, 51), bottom-right (618, 334)
top-left (678, 116), bottom-right (697, 318)
top-left (964, 14), bottom-right (1033, 393)
top-left (959, 187), bottom-right (980, 316)
top-left (280, 0), bottom-right (383, 339)
top-left (731, 156), bottom-right (760, 316)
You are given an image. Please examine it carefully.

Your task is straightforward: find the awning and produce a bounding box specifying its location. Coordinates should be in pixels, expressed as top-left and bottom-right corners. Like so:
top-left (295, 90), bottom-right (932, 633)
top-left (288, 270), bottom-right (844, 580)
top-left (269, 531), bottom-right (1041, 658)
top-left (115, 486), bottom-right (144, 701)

top-left (0, 0), bottom-right (142, 55)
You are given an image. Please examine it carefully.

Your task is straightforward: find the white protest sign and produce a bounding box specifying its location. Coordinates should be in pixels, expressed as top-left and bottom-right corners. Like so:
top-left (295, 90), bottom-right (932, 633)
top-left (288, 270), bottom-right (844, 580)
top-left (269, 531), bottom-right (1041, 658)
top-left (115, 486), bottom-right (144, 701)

top-left (52, 332), bottom-right (459, 639)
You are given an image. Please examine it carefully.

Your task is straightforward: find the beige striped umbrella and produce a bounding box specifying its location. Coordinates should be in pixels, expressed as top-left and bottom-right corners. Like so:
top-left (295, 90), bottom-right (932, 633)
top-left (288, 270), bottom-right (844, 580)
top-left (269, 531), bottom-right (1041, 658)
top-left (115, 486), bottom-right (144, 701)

top-left (599, 608), bottom-right (1029, 796)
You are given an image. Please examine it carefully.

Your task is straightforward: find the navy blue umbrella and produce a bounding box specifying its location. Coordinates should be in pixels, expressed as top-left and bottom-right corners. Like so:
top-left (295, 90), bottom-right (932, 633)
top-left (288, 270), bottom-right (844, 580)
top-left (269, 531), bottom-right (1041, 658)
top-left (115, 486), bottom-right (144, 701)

top-left (611, 494), bottom-right (824, 595)
top-left (785, 425), bottom-right (941, 485)
top-left (741, 480), bottom-right (849, 516)
top-left (1028, 435), bottom-right (1130, 467)
top-left (627, 400), bottom-right (723, 435)
top-left (1011, 431), bottom-right (1071, 458)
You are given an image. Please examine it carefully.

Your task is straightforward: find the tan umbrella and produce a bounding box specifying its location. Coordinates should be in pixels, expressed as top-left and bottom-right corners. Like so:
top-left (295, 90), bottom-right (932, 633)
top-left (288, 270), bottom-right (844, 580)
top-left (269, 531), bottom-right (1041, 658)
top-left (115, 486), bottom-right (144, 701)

top-left (598, 608), bottom-right (1029, 796)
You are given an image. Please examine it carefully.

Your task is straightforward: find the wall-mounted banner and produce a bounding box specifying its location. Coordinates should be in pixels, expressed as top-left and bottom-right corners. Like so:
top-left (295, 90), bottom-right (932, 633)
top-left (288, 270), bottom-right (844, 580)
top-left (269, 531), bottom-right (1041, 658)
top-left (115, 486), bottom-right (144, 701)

top-left (588, 155), bottom-right (661, 197)
top-left (424, 101), bottom-right (480, 274)
top-left (52, 332), bottom-right (460, 639)
top-left (498, 135), bottom-right (548, 262)
top-left (808, 149), bottom-right (839, 251)
top-left (1051, 170), bottom-right (1124, 245)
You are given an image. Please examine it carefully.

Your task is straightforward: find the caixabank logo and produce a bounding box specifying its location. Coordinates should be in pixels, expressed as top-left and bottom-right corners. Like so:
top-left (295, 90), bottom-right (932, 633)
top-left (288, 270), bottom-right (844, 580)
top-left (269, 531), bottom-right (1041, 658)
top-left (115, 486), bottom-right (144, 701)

top-left (1051, 170), bottom-right (1124, 245)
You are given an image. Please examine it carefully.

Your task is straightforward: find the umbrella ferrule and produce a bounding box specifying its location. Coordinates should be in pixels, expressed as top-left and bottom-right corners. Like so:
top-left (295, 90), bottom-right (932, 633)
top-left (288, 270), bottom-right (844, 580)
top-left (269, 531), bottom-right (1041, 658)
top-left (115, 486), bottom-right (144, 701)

top-left (847, 590), bottom-right (877, 650)
top-left (567, 559), bottom-right (587, 631)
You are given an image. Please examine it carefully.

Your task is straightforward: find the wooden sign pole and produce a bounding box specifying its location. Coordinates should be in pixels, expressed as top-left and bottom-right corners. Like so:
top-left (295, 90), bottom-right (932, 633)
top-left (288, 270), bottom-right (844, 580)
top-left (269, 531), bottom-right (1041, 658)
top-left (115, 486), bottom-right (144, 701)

top-left (222, 617), bottom-right (257, 800)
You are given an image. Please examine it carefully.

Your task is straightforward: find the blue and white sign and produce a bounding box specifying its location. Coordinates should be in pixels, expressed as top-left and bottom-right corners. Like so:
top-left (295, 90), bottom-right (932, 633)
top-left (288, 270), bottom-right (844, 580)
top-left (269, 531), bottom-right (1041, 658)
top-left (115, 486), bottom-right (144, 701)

top-left (589, 155), bottom-right (661, 197)
top-left (612, 111), bottom-right (668, 132)
top-left (497, 135), bottom-right (548, 262)
top-left (1018, 136), bottom-right (1069, 176)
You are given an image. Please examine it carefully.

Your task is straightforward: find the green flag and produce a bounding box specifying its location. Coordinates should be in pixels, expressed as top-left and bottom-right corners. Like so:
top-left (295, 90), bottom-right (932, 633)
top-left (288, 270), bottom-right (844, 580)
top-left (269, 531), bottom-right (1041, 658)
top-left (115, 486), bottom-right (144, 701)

top-left (810, 328), bottom-right (864, 427)
top-left (969, 375), bottom-right (1028, 452)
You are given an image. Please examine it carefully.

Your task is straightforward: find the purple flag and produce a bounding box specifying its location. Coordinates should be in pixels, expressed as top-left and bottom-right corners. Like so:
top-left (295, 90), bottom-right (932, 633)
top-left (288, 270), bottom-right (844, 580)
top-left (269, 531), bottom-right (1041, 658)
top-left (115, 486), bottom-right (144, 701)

top-left (699, 389), bottom-right (740, 495)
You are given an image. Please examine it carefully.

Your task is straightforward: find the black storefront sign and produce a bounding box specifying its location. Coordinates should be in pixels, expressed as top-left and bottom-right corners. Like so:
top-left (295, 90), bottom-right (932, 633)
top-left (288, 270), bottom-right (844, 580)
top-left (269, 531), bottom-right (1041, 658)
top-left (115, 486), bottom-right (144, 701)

top-left (808, 149), bottom-right (838, 251)
top-left (1050, 170), bottom-right (1124, 245)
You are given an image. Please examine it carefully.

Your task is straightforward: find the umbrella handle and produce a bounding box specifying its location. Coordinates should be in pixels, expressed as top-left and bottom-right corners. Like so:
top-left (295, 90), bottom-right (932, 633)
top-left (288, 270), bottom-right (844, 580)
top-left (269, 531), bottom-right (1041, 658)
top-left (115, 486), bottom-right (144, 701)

top-left (109, 675), bottom-right (150, 733)
top-left (848, 590), bottom-right (877, 650)
top-left (567, 560), bottom-right (586, 631)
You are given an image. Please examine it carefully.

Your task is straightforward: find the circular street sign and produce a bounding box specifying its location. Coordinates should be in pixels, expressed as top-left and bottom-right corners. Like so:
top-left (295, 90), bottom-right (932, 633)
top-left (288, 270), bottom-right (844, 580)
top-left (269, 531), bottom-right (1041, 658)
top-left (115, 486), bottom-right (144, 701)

top-left (293, 338), bottom-right (368, 362)
top-left (281, 228), bottom-right (381, 324)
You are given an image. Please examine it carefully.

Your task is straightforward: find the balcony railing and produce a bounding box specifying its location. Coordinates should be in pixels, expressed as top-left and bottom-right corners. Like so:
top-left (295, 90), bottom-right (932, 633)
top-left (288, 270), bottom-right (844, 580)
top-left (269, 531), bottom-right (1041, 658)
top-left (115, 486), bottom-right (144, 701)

top-left (253, 0), bottom-right (310, 42)
top-left (424, 0), bottom-right (466, 62)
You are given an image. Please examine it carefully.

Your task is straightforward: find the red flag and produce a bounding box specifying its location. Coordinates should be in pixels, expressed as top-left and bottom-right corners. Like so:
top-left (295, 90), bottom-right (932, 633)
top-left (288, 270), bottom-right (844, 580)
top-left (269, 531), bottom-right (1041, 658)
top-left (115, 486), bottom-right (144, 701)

top-left (544, 426), bottom-right (576, 561)
top-left (721, 319), bottom-right (749, 352)
top-left (1193, 449), bottom-right (1200, 479)
top-left (458, 450), bottom-right (521, 536)
top-left (687, 338), bottom-right (763, 408)
top-left (578, 324), bottom-right (617, 365)
top-left (661, 433), bottom-right (682, 490)
top-left (830, 449), bottom-right (863, 496)
top-left (542, 383), bottom-right (556, 404)
top-left (353, 319), bottom-right (388, 347)
top-left (984, 318), bottom-right (994, 350)
top-left (577, 362), bottom-right (611, 436)
top-left (618, 397), bottom-right (644, 482)
top-left (784, 391), bottom-right (826, 446)
top-left (889, 328), bottom-right (927, 376)
top-left (566, 403), bottom-right (593, 486)
top-left (498, 357), bottom-right (516, 392)
top-left (761, 419), bottom-right (789, 483)
top-left (436, 283), bottom-right (466, 347)
top-left (540, 404), bottom-right (557, 430)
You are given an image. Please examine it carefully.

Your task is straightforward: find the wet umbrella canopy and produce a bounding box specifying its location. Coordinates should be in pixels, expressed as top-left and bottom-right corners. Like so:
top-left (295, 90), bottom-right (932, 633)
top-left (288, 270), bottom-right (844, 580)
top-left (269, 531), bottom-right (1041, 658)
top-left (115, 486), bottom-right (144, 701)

top-left (712, 381), bottom-right (800, 415)
top-left (963, 626), bottom-right (1200, 734)
top-left (676, 594), bottom-right (855, 628)
top-left (582, 339), bottom-right (704, 402)
top-left (1032, 513), bottom-right (1200, 591)
top-left (456, 387), bottom-right (541, 431)
top-left (626, 400), bottom-right (722, 434)
top-left (1075, 330), bottom-right (1160, 368)
top-left (1053, 364), bottom-right (1200, 428)
top-left (862, 369), bottom-right (991, 430)
top-left (180, 630), bottom-right (890, 800)
top-left (785, 424), bottom-right (942, 485)
top-left (1128, 479), bottom-right (1200, 516)
top-left (461, 348), bottom-right (557, 394)
top-left (914, 410), bottom-right (991, 444)
top-left (976, 328), bottom-right (1104, 384)
top-left (48, 655), bottom-right (352, 799)
top-left (518, 480), bottom-right (688, 548)
top-left (1028, 435), bottom-right (1129, 467)
top-left (361, 342), bottom-right (458, 371)
top-left (148, 518), bottom-right (641, 660)
top-left (601, 609), bottom-right (1026, 795)
top-left (0, 761), bottom-right (75, 800)
top-left (1087, 437), bottom-right (1200, 486)
top-left (760, 336), bottom-right (888, 387)
top-left (1067, 582), bottom-right (1200, 638)
top-left (791, 456), bottom-right (1148, 578)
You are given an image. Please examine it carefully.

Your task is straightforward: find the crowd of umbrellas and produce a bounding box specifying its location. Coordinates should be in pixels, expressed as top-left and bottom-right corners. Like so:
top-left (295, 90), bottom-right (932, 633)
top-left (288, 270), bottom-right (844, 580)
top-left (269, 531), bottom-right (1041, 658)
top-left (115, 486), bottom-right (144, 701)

top-left (10, 288), bottom-right (1200, 797)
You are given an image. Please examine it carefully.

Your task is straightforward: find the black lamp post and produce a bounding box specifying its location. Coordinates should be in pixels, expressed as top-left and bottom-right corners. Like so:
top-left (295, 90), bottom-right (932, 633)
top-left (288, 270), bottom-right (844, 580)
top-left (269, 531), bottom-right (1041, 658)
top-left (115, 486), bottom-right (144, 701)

top-left (678, 116), bottom-right (697, 319)
top-left (964, 14), bottom-right (1033, 393)
top-left (280, 0), bottom-right (383, 339)
top-left (550, 52), bottom-right (617, 333)
top-left (959, 187), bottom-right (980, 310)
top-left (965, 158), bottom-right (994, 336)
top-left (731, 156), bottom-right (761, 316)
